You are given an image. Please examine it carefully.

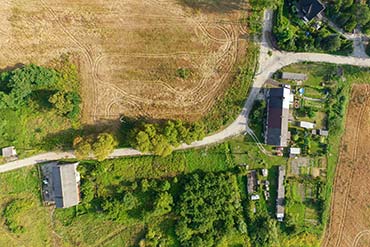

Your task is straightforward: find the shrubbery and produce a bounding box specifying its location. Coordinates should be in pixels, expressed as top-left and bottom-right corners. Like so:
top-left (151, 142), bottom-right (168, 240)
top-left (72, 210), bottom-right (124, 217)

top-left (3, 199), bottom-right (34, 234)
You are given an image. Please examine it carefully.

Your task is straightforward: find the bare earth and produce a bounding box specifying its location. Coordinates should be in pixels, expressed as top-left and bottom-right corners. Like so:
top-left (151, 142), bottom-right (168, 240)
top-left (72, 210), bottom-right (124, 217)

top-left (323, 84), bottom-right (370, 247)
top-left (0, 0), bottom-right (249, 123)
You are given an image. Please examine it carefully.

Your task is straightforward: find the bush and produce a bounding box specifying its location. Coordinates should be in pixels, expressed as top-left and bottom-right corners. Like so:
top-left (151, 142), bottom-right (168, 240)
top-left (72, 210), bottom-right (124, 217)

top-left (92, 133), bottom-right (118, 161)
top-left (176, 68), bottom-right (191, 79)
top-left (321, 35), bottom-right (342, 52)
top-left (3, 199), bottom-right (34, 234)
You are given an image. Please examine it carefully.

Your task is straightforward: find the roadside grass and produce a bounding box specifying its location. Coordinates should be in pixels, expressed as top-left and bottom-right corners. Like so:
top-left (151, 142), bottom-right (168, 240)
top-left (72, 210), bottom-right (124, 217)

top-left (201, 43), bottom-right (259, 133)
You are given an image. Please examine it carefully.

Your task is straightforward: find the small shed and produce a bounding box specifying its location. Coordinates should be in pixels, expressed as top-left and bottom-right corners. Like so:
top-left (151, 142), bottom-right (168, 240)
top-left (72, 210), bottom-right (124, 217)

top-left (1, 146), bottom-right (17, 158)
top-left (318, 129), bottom-right (329, 136)
top-left (281, 72), bottom-right (307, 81)
top-left (261, 169), bottom-right (268, 177)
top-left (300, 121), bottom-right (316, 129)
top-left (251, 195), bottom-right (260, 201)
top-left (290, 147), bottom-right (301, 155)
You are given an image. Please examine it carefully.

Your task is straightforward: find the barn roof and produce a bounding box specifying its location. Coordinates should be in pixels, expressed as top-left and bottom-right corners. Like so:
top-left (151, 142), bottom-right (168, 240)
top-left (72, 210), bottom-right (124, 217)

top-left (52, 162), bottom-right (80, 208)
top-left (265, 87), bottom-right (290, 147)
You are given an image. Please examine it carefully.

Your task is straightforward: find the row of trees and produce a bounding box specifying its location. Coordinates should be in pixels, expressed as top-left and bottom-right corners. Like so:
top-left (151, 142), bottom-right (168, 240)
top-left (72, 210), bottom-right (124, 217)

top-left (328, 86), bottom-right (347, 135)
top-left (73, 133), bottom-right (117, 161)
top-left (131, 120), bottom-right (206, 157)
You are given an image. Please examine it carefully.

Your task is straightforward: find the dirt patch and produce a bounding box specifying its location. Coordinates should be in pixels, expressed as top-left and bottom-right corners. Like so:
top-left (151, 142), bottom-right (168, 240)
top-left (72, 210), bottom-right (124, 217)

top-left (322, 84), bottom-right (370, 247)
top-left (0, 0), bottom-right (249, 124)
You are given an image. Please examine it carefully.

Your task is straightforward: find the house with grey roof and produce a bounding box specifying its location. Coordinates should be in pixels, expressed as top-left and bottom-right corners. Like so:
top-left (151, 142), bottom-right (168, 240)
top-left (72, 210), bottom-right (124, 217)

top-left (42, 162), bottom-right (81, 208)
top-left (265, 85), bottom-right (292, 147)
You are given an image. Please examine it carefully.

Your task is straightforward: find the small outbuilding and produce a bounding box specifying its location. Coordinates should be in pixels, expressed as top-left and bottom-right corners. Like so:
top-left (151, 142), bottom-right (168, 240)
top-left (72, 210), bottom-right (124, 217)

top-left (261, 168), bottom-right (268, 177)
top-left (281, 72), bottom-right (307, 81)
top-left (318, 129), bottom-right (329, 137)
top-left (1, 146), bottom-right (17, 160)
top-left (299, 121), bottom-right (316, 129)
top-left (290, 147), bottom-right (301, 156)
top-left (251, 195), bottom-right (260, 201)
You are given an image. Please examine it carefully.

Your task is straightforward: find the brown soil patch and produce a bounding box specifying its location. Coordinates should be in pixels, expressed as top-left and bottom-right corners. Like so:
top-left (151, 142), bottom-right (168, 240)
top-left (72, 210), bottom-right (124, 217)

top-left (0, 0), bottom-right (249, 123)
top-left (322, 84), bottom-right (370, 247)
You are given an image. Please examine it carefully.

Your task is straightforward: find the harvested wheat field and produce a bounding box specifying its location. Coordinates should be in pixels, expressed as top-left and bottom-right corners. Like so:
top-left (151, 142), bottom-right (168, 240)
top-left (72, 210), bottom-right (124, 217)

top-left (323, 84), bottom-right (370, 247)
top-left (0, 0), bottom-right (249, 123)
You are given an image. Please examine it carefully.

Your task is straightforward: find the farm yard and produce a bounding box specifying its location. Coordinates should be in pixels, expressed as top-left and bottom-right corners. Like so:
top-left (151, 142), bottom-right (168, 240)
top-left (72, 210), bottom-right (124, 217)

top-left (0, 0), bottom-right (250, 123)
top-left (323, 84), bottom-right (370, 247)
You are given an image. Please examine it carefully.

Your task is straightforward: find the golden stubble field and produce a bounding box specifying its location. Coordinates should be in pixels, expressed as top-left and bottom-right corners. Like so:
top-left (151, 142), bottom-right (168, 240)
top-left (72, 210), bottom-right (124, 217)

top-left (0, 0), bottom-right (249, 123)
top-left (323, 85), bottom-right (370, 247)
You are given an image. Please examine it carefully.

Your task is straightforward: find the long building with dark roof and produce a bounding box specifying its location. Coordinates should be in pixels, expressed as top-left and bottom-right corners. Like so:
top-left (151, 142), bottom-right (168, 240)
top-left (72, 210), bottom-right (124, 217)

top-left (265, 86), bottom-right (291, 147)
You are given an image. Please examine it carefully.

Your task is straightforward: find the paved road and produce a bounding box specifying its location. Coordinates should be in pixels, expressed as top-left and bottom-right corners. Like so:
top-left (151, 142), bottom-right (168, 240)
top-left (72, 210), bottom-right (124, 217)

top-left (2, 9), bottom-right (370, 173)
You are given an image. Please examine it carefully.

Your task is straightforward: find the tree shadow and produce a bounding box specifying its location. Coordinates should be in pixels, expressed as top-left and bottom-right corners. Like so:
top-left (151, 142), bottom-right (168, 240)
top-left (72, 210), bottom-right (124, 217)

top-left (177, 0), bottom-right (247, 13)
top-left (31, 90), bottom-right (55, 109)
top-left (42, 119), bottom-right (124, 151)
top-left (0, 63), bottom-right (24, 73)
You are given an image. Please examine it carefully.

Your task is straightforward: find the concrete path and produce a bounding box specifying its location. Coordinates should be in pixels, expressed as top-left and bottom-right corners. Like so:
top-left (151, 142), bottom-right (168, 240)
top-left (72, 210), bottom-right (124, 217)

top-left (3, 9), bottom-right (370, 173)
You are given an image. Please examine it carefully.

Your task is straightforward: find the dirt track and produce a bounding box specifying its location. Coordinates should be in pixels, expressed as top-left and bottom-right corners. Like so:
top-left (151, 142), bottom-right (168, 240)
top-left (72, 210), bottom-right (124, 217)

top-left (323, 85), bottom-right (370, 247)
top-left (0, 0), bottom-right (249, 123)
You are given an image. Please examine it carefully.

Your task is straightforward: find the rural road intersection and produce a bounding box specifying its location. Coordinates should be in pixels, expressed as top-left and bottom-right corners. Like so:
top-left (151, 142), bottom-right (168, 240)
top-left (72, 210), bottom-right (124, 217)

top-left (2, 9), bottom-right (370, 173)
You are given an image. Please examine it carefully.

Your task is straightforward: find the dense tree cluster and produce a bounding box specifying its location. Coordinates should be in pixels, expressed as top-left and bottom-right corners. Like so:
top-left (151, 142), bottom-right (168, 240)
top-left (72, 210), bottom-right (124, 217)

top-left (326, 1), bottom-right (370, 34)
top-left (175, 172), bottom-right (246, 247)
top-left (131, 120), bottom-right (205, 157)
top-left (249, 215), bottom-right (280, 247)
top-left (0, 64), bottom-right (81, 119)
top-left (0, 64), bottom-right (58, 109)
top-left (273, 1), bottom-right (352, 53)
top-left (73, 133), bottom-right (118, 161)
